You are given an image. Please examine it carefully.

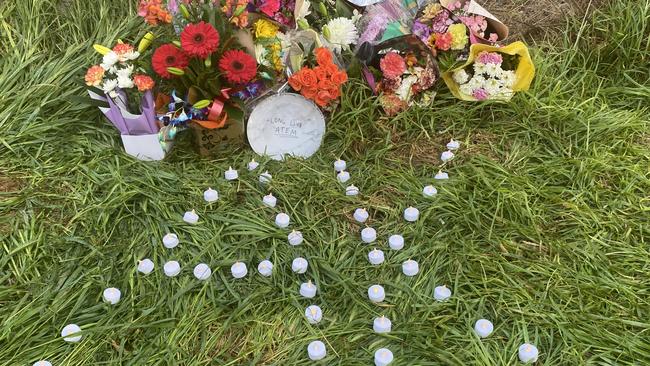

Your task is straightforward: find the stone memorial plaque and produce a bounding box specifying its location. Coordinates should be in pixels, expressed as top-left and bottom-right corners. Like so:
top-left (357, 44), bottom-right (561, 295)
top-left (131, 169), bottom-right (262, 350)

top-left (247, 93), bottom-right (326, 161)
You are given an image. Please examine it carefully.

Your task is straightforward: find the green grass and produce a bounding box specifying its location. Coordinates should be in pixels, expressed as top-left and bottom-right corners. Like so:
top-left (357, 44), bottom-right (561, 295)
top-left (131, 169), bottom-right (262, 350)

top-left (1, 0), bottom-right (649, 365)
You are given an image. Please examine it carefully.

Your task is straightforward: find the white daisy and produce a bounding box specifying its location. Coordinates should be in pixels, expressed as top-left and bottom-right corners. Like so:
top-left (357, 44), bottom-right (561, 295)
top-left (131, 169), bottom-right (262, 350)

top-left (473, 62), bottom-right (488, 75)
top-left (500, 70), bottom-right (516, 88)
top-left (101, 51), bottom-right (119, 70)
top-left (468, 75), bottom-right (485, 90)
top-left (323, 17), bottom-right (358, 53)
top-left (484, 77), bottom-right (501, 95)
top-left (485, 63), bottom-right (501, 78)
top-left (452, 69), bottom-right (469, 84)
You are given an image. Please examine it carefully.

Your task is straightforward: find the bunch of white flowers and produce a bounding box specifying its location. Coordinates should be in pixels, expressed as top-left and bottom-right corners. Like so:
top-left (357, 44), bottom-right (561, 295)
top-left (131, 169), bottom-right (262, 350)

top-left (454, 59), bottom-right (515, 100)
top-left (99, 44), bottom-right (141, 99)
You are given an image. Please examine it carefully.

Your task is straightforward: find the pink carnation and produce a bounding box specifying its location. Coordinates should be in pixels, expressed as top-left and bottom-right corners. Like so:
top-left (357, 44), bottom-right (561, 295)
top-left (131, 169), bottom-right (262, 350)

top-left (476, 51), bottom-right (502, 65)
top-left (472, 88), bottom-right (489, 100)
top-left (380, 52), bottom-right (407, 80)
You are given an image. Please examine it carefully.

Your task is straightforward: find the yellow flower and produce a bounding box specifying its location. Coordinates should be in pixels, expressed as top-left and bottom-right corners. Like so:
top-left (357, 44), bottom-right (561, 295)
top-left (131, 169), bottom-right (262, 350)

top-left (254, 19), bottom-right (279, 39)
top-left (448, 23), bottom-right (468, 50)
top-left (421, 3), bottom-right (442, 21)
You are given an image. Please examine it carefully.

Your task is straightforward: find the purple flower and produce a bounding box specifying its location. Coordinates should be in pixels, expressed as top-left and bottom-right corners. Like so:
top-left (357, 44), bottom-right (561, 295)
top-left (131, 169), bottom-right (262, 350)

top-left (412, 21), bottom-right (432, 43)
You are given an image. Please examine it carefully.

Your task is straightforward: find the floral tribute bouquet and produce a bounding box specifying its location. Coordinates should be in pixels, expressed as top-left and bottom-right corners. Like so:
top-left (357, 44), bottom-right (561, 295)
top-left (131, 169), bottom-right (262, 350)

top-left (441, 41), bottom-right (535, 101)
top-left (139, 0), bottom-right (276, 155)
top-left (288, 47), bottom-right (348, 108)
top-left (84, 38), bottom-right (174, 161)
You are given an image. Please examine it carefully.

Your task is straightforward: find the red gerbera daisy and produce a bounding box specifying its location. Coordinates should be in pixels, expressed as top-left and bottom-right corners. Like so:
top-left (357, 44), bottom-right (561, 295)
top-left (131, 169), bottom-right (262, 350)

top-left (218, 50), bottom-right (257, 84)
top-left (180, 21), bottom-right (220, 59)
top-left (151, 44), bottom-right (190, 79)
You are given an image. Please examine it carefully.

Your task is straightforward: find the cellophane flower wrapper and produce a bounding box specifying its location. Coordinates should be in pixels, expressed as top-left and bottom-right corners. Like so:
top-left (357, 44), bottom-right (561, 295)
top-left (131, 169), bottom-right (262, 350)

top-left (88, 89), bottom-right (158, 135)
top-left (441, 41), bottom-right (534, 101)
top-left (357, 0), bottom-right (419, 45)
top-left (438, 0), bottom-right (508, 44)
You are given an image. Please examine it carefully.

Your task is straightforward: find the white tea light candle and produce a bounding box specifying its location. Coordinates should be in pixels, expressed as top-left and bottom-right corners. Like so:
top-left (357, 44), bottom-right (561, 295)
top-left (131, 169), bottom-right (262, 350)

top-left (193, 263), bottom-right (211, 280)
top-left (275, 213), bottom-right (290, 228)
top-left (33, 361), bottom-right (51, 366)
top-left (262, 193), bottom-right (277, 208)
top-left (162, 233), bottom-right (179, 249)
top-left (423, 185), bottom-right (437, 197)
top-left (163, 261), bottom-right (181, 277)
top-left (361, 227), bottom-right (377, 243)
top-left (518, 343), bottom-right (539, 363)
top-left (435, 170), bottom-right (449, 180)
top-left (368, 248), bottom-right (385, 265)
top-left (401, 259), bottom-right (419, 276)
top-left (231, 262), bottom-right (247, 279)
top-left (434, 285), bottom-right (452, 301)
top-left (388, 235), bottom-right (404, 250)
top-left (247, 159), bottom-right (259, 171)
top-left (307, 340), bottom-right (327, 360)
top-left (345, 185), bottom-right (359, 196)
top-left (183, 210), bottom-right (199, 224)
top-left (292, 257), bottom-right (308, 274)
top-left (259, 171), bottom-right (272, 184)
top-left (447, 139), bottom-right (460, 150)
top-left (305, 305), bottom-right (322, 324)
top-left (102, 287), bottom-right (121, 305)
top-left (373, 316), bottom-right (391, 333)
top-left (300, 280), bottom-right (317, 298)
top-left (474, 319), bottom-right (494, 338)
top-left (257, 260), bottom-right (273, 277)
top-left (224, 166), bottom-right (238, 180)
top-left (368, 285), bottom-right (385, 303)
top-left (334, 159), bottom-right (347, 172)
top-left (337, 170), bottom-right (351, 183)
top-left (441, 150), bottom-right (455, 162)
top-left (203, 187), bottom-right (218, 202)
top-left (353, 208), bottom-right (369, 223)
top-left (374, 348), bottom-right (394, 366)
top-left (403, 207), bottom-right (419, 222)
top-left (137, 259), bottom-right (154, 274)
top-left (288, 230), bottom-right (303, 246)
top-left (61, 324), bottom-right (82, 342)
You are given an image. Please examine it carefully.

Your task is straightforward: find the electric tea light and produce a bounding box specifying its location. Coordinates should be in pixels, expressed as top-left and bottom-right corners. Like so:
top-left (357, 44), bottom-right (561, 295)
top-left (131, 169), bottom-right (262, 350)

top-left (162, 233), bottom-right (179, 249)
top-left (275, 212), bottom-right (290, 228)
top-left (368, 285), bottom-right (385, 303)
top-left (373, 316), bottom-right (391, 333)
top-left (434, 285), bottom-right (452, 301)
top-left (518, 343), bottom-right (539, 363)
top-left (257, 260), bottom-right (273, 277)
top-left (292, 257), bottom-right (308, 274)
top-left (353, 208), bottom-right (369, 223)
top-left (300, 281), bottom-right (317, 298)
top-left (193, 263), bottom-right (211, 280)
top-left (368, 248), bottom-right (385, 265)
top-left (61, 324), bottom-right (82, 343)
top-left (435, 171), bottom-right (449, 180)
top-left (163, 261), bottom-right (181, 277)
top-left (203, 187), bottom-right (218, 202)
top-left (389, 235), bottom-right (405, 250)
top-left (374, 348), bottom-right (394, 366)
top-left (337, 170), bottom-right (351, 183)
top-left (361, 227), bottom-right (377, 243)
top-left (403, 206), bottom-right (419, 222)
top-left (224, 166), bottom-right (238, 180)
top-left (423, 185), bottom-right (437, 197)
top-left (334, 159), bottom-right (346, 172)
top-left (247, 159), bottom-right (259, 171)
top-left (307, 340), bottom-right (327, 360)
top-left (402, 259), bottom-right (419, 276)
top-left (305, 305), bottom-right (322, 324)
top-left (346, 185), bottom-right (359, 196)
top-left (259, 171), bottom-right (272, 184)
top-left (263, 193), bottom-right (277, 207)
top-left (102, 287), bottom-right (121, 305)
top-left (137, 259), bottom-right (154, 274)
top-left (441, 150), bottom-right (454, 162)
top-left (447, 139), bottom-right (460, 150)
top-left (288, 230), bottom-right (303, 246)
top-left (183, 210), bottom-right (199, 224)
top-left (231, 262), bottom-right (247, 279)
top-left (474, 319), bottom-right (494, 338)
top-left (33, 361), bottom-right (51, 366)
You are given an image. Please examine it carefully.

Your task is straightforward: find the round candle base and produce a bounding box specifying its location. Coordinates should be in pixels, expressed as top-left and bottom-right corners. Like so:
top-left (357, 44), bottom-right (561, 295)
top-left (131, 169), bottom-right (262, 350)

top-left (374, 348), bottom-right (394, 366)
top-left (258, 260), bottom-right (273, 277)
top-left (368, 285), bottom-right (386, 303)
top-left (102, 287), bottom-right (121, 305)
top-left (388, 235), bottom-right (405, 250)
top-left (305, 305), bottom-right (323, 324)
top-left (33, 361), bottom-right (52, 366)
top-left (434, 285), bottom-right (452, 301)
top-left (307, 340), bottom-right (327, 360)
top-left (137, 259), bottom-right (155, 274)
top-left (193, 263), bottom-right (212, 280)
top-left (292, 257), bottom-right (308, 274)
top-left (474, 319), bottom-right (494, 338)
top-left (163, 261), bottom-right (181, 277)
top-left (61, 324), bottom-right (82, 342)
top-left (518, 343), bottom-right (539, 363)
top-left (373, 316), bottom-right (392, 333)
top-left (231, 262), bottom-right (248, 279)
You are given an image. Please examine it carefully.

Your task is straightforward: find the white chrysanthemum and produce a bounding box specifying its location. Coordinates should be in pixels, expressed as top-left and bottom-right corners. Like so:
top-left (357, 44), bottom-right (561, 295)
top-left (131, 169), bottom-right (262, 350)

top-left (473, 62), bottom-right (488, 75)
top-left (101, 52), bottom-right (119, 70)
top-left (277, 31), bottom-right (293, 55)
top-left (255, 44), bottom-right (271, 67)
top-left (124, 50), bottom-right (140, 61)
top-left (323, 17), bottom-right (358, 53)
top-left (295, 0), bottom-right (311, 20)
top-left (115, 65), bottom-right (133, 79)
top-left (500, 70), bottom-right (516, 88)
top-left (102, 79), bottom-right (118, 98)
top-left (468, 75), bottom-right (485, 90)
top-left (485, 63), bottom-right (501, 78)
top-left (484, 77), bottom-right (501, 95)
top-left (459, 84), bottom-right (474, 96)
top-left (396, 75), bottom-right (418, 102)
top-left (117, 76), bottom-right (134, 89)
top-left (453, 69), bottom-right (469, 84)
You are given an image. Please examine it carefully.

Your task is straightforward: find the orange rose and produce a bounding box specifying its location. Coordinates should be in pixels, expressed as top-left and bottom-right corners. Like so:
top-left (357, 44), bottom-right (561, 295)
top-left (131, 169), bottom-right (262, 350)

top-left (315, 90), bottom-right (332, 107)
top-left (302, 87), bottom-right (318, 100)
top-left (315, 47), bottom-right (333, 66)
top-left (300, 68), bottom-right (318, 88)
top-left (313, 66), bottom-right (327, 81)
top-left (324, 62), bottom-right (338, 76)
top-left (329, 87), bottom-right (341, 99)
top-left (331, 70), bottom-right (348, 85)
top-left (289, 71), bottom-right (303, 91)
